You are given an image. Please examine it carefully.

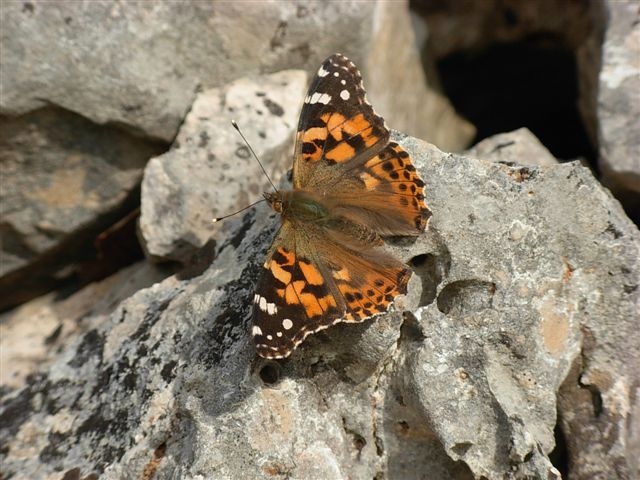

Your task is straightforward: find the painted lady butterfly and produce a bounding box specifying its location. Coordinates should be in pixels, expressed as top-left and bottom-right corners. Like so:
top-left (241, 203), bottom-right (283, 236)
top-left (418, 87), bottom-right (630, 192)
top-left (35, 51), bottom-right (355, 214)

top-left (252, 53), bottom-right (431, 359)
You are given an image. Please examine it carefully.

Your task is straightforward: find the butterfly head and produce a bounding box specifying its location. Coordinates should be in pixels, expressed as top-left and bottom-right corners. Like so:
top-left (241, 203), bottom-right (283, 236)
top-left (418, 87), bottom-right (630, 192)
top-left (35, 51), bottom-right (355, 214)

top-left (264, 191), bottom-right (285, 214)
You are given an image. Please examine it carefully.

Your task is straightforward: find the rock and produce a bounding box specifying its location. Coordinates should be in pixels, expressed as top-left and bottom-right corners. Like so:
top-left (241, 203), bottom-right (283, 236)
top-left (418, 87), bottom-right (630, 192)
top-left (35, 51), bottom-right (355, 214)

top-left (597, 0), bottom-right (640, 196)
top-left (465, 127), bottom-right (558, 166)
top-left (2, 131), bottom-right (637, 479)
top-left (0, 108), bottom-right (165, 310)
top-left (139, 69), bottom-right (307, 262)
top-left (0, 261), bottom-right (169, 391)
top-left (411, 0), bottom-right (598, 59)
top-left (1, 1), bottom-right (472, 149)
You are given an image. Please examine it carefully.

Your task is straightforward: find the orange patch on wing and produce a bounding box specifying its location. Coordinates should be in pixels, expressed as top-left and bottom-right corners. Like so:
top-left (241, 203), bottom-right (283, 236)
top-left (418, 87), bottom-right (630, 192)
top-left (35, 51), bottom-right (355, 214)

top-left (317, 294), bottom-right (338, 312)
top-left (270, 261), bottom-right (292, 285)
top-left (299, 261), bottom-right (324, 285)
top-left (322, 112), bottom-right (347, 137)
top-left (276, 247), bottom-right (295, 265)
top-left (283, 280), bottom-right (305, 304)
top-left (343, 114), bottom-right (370, 136)
top-left (302, 126), bottom-right (328, 144)
top-left (297, 131), bottom-right (322, 162)
top-left (326, 141), bottom-right (356, 162)
top-left (278, 280), bottom-right (330, 318)
top-left (332, 267), bottom-right (351, 281)
top-left (359, 172), bottom-right (380, 189)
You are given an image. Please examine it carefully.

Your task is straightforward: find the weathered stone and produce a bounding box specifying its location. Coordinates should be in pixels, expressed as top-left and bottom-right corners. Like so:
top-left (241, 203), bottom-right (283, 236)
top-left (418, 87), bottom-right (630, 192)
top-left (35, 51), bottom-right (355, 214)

top-left (1, 0), bottom-right (472, 149)
top-left (0, 108), bottom-right (165, 310)
top-left (139, 69), bottom-right (307, 262)
top-left (597, 0), bottom-right (640, 195)
top-left (2, 131), bottom-right (637, 479)
top-left (465, 127), bottom-right (559, 166)
top-left (0, 261), bottom-right (169, 391)
top-left (412, 0), bottom-right (597, 59)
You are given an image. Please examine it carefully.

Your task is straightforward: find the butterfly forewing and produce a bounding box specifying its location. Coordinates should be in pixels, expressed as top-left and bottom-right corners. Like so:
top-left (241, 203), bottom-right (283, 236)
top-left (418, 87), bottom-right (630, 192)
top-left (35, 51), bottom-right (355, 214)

top-left (293, 54), bottom-right (389, 189)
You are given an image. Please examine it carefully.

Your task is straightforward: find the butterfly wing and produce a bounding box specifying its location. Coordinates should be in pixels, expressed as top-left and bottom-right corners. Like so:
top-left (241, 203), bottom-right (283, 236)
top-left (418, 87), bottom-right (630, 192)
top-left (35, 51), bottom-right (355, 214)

top-left (252, 218), bottom-right (410, 359)
top-left (293, 54), bottom-right (431, 237)
top-left (292, 53), bottom-right (389, 189)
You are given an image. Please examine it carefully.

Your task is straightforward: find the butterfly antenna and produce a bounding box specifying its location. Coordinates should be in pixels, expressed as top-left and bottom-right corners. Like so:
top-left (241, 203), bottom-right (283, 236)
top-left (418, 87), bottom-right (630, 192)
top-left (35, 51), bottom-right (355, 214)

top-left (212, 198), bottom-right (266, 223)
top-left (232, 120), bottom-right (278, 193)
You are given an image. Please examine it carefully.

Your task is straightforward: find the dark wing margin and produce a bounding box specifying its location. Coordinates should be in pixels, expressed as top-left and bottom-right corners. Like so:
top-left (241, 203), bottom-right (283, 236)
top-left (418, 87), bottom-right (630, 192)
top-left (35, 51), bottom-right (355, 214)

top-left (292, 53), bottom-right (389, 188)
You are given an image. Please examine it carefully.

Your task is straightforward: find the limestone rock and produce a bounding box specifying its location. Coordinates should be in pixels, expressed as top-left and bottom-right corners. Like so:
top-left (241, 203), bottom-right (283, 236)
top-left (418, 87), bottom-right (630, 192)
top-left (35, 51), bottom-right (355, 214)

top-left (1, 1), bottom-right (472, 148)
top-left (0, 108), bottom-right (164, 310)
top-left (139, 69), bottom-right (307, 262)
top-left (2, 131), bottom-right (637, 479)
top-left (465, 127), bottom-right (558, 166)
top-left (597, 0), bottom-right (640, 196)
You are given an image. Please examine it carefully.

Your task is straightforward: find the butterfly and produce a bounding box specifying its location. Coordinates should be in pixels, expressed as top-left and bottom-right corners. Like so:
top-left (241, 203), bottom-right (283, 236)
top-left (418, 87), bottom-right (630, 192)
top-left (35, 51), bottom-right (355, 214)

top-left (252, 53), bottom-right (431, 359)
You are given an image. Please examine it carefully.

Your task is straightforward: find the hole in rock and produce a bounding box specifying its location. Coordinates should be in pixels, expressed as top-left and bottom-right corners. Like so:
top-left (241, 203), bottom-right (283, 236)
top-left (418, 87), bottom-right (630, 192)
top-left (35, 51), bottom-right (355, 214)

top-left (437, 35), bottom-right (597, 165)
top-left (549, 420), bottom-right (569, 478)
top-left (259, 362), bottom-right (281, 385)
top-left (409, 253), bottom-right (449, 307)
top-left (437, 280), bottom-right (496, 316)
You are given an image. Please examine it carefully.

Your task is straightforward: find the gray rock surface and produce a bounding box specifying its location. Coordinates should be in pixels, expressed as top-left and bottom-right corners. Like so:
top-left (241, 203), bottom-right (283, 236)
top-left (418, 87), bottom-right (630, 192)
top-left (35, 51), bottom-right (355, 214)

top-left (0, 107), bottom-right (164, 309)
top-left (597, 0), bottom-right (640, 195)
top-left (412, 0), bottom-right (599, 59)
top-left (465, 127), bottom-right (559, 167)
top-left (0, 261), bottom-right (169, 391)
top-left (139, 70), bottom-right (307, 262)
top-left (2, 130), bottom-right (637, 479)
top-left (1, 0), bottom-right (472, 149)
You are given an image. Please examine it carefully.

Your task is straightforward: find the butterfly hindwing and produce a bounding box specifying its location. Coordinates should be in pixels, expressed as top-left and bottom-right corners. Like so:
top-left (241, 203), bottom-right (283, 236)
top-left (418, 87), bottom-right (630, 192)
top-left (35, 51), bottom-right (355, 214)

top-left (252, 218), bottom-right (411, 359)
top-left (252, 220), bottom-right (345, 358)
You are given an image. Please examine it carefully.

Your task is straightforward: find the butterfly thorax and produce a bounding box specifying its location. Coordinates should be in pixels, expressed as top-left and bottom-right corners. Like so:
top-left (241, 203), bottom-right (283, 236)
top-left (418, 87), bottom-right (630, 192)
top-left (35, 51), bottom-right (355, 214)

top-left (264, 190), bottom-right (328, 223)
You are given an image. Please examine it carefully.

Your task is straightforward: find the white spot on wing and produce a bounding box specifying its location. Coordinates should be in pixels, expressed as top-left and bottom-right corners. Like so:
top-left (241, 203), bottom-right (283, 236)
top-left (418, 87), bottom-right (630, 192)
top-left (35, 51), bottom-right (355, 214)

top-left (267, 335), bottom-right (273, 340)
top-left (340, 89), bottom-right (350, 100)
top-left (309, 92), bottom-right (332, 105)
top-left (252, 325), bottom-right (263, 336)
top-left (318, 66), bottom-right (330, 77)
top-left (282, 318), bottom-right (293, 330)
top-left (276, 332), bottom-right (283, 337)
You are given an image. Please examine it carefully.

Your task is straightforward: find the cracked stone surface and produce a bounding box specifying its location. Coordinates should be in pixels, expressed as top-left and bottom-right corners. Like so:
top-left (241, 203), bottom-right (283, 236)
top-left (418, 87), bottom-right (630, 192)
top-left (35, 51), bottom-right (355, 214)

top-left (597, 0), bottom-right (640, 196)
top-left (1, 0), bottom-right (472, 149)
top-left (139, 69), bottom-right (307, 263)
top-left (1, 126), bottom-right (638, 478)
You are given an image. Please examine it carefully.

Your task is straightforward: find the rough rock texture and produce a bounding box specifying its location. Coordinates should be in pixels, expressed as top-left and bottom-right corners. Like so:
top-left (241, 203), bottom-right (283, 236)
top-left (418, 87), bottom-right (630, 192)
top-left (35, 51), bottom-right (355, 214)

top-left (1, 0), bottom-right (472, 149)
top-left (465, 127), bottom-right (558, 167)
top-left (0, 108), bottom-right (165, 310)
top-left (412, 0), bottom-right (599, 59)
top-left (413, 0), bottom-right (640, 223)
top-left (0, 261), bottom-right (169, 391)
top-left (139, 70), bottom-right (307, 262)
top-left (2, 130), bottom-right (638, 479)
top-left (597, 0), bottom-right (640, 195)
